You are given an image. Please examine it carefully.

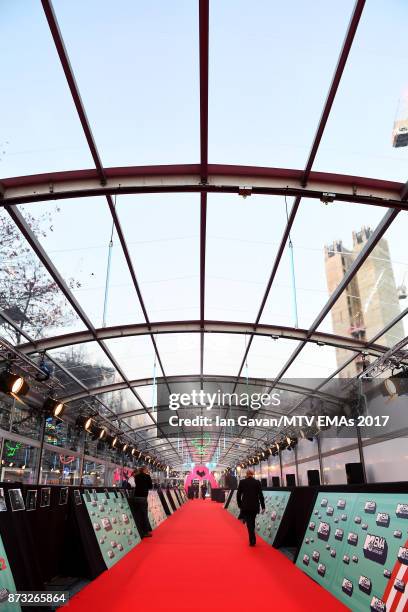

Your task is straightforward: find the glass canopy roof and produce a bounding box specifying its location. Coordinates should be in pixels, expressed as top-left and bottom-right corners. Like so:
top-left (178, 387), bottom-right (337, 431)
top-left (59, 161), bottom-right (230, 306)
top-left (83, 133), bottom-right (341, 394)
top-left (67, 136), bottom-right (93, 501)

top-left (1, 0), bottom-right (407, 469)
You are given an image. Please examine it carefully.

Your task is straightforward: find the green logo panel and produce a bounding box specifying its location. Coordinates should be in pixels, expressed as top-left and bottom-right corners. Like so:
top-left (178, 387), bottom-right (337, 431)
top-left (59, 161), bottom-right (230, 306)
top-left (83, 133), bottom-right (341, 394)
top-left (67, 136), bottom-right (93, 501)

top-left (227, 491), bottom-right (240, 518)
top-left (0, 534), bottom-right (21, 612)
top-left (83, 492), bottom-right (141, 569)
top-left (255, 491), bottom-right (291, 545)
top-left (296, 492), bottom-right (408, 611)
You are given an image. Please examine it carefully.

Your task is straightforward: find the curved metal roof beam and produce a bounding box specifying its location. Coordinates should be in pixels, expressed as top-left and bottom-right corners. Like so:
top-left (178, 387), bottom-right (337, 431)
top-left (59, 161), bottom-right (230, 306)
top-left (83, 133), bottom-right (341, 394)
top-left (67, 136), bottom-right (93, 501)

top-left (61, 374), bottom-right (351, 406)
top-left (0, 164), bottom-right (405, 209)
top-left (17, 320), bottom-right (386, 356)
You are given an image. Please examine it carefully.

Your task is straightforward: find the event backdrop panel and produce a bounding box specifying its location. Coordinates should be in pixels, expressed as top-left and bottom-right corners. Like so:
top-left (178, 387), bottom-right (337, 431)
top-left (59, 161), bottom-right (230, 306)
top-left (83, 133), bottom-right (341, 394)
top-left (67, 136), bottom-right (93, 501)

top-left (296, 491), bottom-right (408, 611)
top-left (164, 490), bottom-right (176, 513)
top-left (168, 489), bottom-right (180, 509)
top-left (157, 490), bottom-right (172, 515)
top-left (223, 490), bottom-right (232, 509)
top-left (255, 490), bottom-right (291, 546)
top-left (226, 491), bottom-right (240, 518)
top-left (82, 490), bottom-right (140, 569)
top-left (0, 532), bottom-right (22, 612)
top-left (148, 491), bottom-right (167, 530)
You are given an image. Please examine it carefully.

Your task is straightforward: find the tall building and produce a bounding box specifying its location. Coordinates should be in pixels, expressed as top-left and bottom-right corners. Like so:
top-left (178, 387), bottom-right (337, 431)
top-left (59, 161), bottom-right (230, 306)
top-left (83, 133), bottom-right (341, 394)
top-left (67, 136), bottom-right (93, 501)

top-left (392, 93), bottom-right (408, 147)
top-left (324, 227), bottom-right (404, 377)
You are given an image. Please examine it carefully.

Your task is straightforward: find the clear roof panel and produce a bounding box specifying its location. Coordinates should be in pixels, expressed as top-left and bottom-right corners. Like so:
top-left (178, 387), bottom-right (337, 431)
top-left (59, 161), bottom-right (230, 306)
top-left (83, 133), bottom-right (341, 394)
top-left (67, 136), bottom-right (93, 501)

top-left (209, 0), bottom-right (354, 167)
top-left (94, 388), bottom-right (144, 415)
top-left (313, 0), bottom-right (408, 182)
top-left (203, 333), bottom-right (248, 377)
top-left (154, 333), bottom-right (200, 376)
top-left (103, 335), bottom-right (157, 381)
top-left (260, 199), bottom-right (385, 329)
top-left (318, 210), bottom-right (408, 345)
top-left (51, 0), bottom-right (199, 166)
top-left (375, 313), bottom-right (408, 348)
top-left (0, 207), bottom-right (86, 342)
top-left (19, 199), bottom-right (146, 327)
top-left (122, 412), bottom-right (154, 432)
top-left (283, 343), bottom-right (352, 382)
top-left (28, 352), bottom-right (84, 397)
top-left (206, 194), bottom-right (287, 322)
top-left (132, 384), bottom-right (158, 409)
top-left (116, 193), bottom-right (200, 321)
top-left (0, 1), bottom-right (93, 177)
top-left (137, 427), bottom-right (158, 441)
top-left (47, 341), bottom-right (123, 389)
top-left (246, 336), bottom-right (298, 380)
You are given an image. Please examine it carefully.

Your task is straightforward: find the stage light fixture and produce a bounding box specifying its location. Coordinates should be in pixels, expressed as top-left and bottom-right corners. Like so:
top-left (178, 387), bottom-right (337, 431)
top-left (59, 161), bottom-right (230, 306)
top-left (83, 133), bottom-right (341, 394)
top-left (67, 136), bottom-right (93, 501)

top-left (111, 436), bottom-right (119, 448)
top-left (381, 370), bottom-right (408, 398)
top-left (43, 397), bottom-right (65, 418)
top-left (98, 427), bottom-right (107, 440)
top-left (76, 415), bottom-right (93, 432)
top-left (0, 371), bottom-right (29, 396)
top-left (123, 443), bottom-right (129, 453)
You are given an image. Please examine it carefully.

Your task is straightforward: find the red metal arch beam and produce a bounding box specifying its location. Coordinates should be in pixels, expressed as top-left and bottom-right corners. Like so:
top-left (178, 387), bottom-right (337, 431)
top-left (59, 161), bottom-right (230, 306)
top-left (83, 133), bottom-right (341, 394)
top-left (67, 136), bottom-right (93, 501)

top-left (0, 164), bottom-right (405, 208)
top-left (16, 319), bottom-right (388, 356)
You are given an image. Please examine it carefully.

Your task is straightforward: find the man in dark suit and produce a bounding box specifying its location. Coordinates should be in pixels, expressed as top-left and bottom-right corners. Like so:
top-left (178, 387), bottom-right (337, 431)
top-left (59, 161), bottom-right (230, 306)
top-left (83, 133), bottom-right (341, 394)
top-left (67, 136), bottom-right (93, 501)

top-left (237, 470), bottom-right (265, 546)
top-left (134, 466), bottom-right (153, 537)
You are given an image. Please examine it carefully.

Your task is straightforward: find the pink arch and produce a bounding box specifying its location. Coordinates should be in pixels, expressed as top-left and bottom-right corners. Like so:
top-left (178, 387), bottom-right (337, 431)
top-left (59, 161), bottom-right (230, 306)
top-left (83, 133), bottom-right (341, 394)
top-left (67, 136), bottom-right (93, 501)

top-left (184, 465), bottom-right (218, 491)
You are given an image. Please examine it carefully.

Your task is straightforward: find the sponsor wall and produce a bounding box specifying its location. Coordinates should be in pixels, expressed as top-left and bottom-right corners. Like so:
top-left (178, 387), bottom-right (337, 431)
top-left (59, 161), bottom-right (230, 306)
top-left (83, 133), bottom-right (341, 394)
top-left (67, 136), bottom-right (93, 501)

top-left (297, 492), bottom-right (408, 611)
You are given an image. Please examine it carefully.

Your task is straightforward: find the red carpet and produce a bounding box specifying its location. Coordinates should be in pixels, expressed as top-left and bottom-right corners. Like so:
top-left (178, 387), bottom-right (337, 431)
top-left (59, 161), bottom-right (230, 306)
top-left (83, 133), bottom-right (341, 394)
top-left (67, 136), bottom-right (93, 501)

top-left (67, 500), bottom-right (348, 612)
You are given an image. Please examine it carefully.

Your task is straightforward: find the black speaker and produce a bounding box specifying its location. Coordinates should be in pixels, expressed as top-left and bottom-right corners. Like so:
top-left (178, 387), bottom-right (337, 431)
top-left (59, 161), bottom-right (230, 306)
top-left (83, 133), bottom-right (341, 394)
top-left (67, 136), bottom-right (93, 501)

top-left (307, 469), bottom-right (320, 486)
top-left (345, 462), bottom-right (365, 484)
top-left (261, 478), bottom-right (267, 488)
top-left (286, 473), bottom-right (296, 486)
top-left (272, 476), bottom-right (280, 487)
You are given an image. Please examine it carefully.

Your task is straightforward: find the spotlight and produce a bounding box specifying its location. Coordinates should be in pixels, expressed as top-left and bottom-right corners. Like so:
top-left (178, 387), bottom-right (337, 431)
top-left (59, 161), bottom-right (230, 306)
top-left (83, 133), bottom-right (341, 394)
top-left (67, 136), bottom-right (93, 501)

top-left (123, 443), bottom-right (129, 453)
top-left (98, 427), bottom-right (108, 440)
top-left (103, 434), bottom-right (113, 447)
top-left (381, 371), bottom-right (408, 398)
top-left (131, 448), bottom-right (138, 457)
top-left (381, 378), bottom-right (397, 397)
top-left (76, 415), bottom-right (93, 432)
top-left (111, 436), bottom-right (119, 449)
top-left (0, 371), bottom-right (29, 396)
top-left (43, 397), bottom-right (65, 418)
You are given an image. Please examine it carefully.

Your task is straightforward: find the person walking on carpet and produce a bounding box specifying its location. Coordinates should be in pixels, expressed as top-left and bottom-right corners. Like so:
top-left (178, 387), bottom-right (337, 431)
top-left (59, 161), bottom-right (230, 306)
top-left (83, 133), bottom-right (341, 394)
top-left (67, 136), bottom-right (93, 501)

top-left (237, 469), bottom-right (265, 546)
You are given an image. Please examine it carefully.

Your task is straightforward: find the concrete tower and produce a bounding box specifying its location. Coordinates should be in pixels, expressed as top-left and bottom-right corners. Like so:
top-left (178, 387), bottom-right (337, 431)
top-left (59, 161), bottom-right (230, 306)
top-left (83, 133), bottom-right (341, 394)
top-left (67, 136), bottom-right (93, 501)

top-left (324, 227), bottom-right (403, 377)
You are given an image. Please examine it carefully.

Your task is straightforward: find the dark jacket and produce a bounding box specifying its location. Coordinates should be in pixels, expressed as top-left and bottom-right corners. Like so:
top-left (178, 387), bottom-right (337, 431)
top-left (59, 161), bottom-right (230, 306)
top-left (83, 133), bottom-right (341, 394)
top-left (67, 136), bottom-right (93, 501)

top-left (237, 477), bottom-right (265, 514)
top-left (134, 472), bottom-right (153, 498)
